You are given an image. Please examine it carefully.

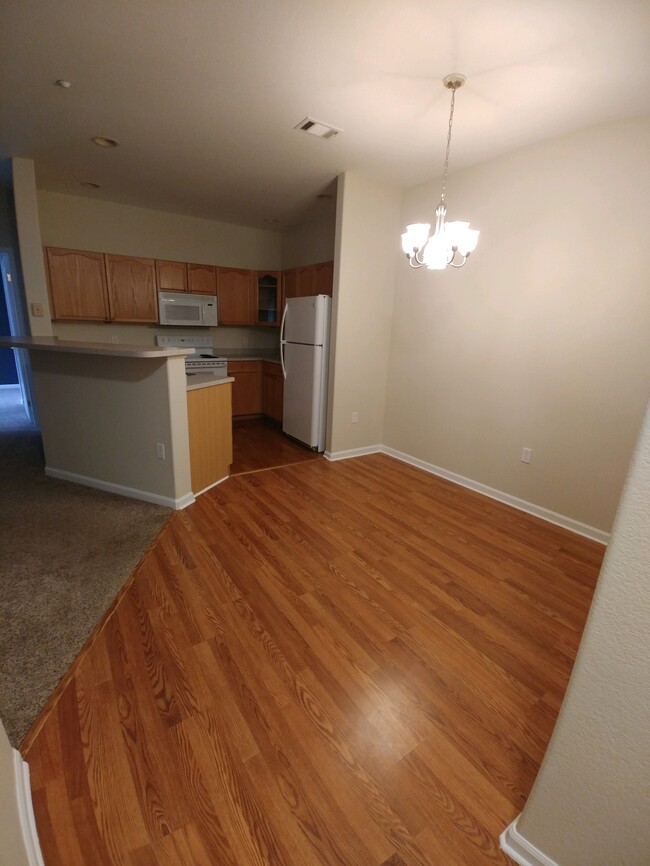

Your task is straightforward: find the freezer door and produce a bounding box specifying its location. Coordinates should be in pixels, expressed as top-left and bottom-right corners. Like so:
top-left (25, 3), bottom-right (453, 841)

top-left (282, 342), bottom-right (325, 450)
top-left (284, 295), bottom-right (330, 345)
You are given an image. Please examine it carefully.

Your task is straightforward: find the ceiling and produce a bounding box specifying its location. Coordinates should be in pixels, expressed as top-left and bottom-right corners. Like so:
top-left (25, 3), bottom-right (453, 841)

top-left (2, 0), bottom-right (649, 230)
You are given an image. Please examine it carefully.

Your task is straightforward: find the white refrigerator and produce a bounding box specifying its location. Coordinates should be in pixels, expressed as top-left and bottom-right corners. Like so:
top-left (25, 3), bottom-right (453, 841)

top-left (280, 295), bottom-right (332, 452)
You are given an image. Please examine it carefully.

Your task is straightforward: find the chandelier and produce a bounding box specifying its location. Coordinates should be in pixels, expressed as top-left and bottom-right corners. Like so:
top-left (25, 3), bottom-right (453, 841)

top-left (401, 74), bottom-right (479, 270)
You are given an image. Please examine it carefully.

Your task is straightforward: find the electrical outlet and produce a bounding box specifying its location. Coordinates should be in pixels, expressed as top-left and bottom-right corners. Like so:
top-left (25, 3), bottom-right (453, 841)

top-left (156, 442), bottom-right (166, 460)
top-left (351, 411), bottom-right (358, 423)
top-left (30, 302), bottom-right (44, 317)
top-left (521, 447), bottom-right (532, 464)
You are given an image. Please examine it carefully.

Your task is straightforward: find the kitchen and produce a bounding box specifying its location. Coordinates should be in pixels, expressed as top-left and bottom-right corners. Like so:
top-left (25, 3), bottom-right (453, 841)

top-left (11, 187), bottom-right (337, 500)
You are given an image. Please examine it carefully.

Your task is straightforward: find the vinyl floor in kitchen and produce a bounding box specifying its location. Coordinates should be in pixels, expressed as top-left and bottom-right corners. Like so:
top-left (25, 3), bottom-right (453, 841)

top-left (230, 416), bottom-right (321, 475)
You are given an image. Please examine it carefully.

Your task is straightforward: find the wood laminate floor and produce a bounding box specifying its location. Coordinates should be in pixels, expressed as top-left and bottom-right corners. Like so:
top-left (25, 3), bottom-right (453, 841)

top-left (22, 454), bottom-right (604, 866)
top-left (230, 417), bottom-right (321, 476)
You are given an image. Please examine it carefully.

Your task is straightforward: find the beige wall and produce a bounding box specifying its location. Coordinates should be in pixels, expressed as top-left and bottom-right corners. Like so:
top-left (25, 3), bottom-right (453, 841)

top-left (281, 213), bottom-right (336, 269)
top-left (0, 719), bottom-right (33, 866)
top-left (327, 172), bottom-right (401, 453)
top-left (513, 390), bottom-right (650, 865)
top-left (12, 158), bottom-right (52, 337)
top-left (30, 350), bottom-right (192, 506)
top-left (384, 117), bottom-right (650, 533)
top-left (38, 190), bottom-right (282, 268)
top-left (37, 189), bottom-right (282, 348)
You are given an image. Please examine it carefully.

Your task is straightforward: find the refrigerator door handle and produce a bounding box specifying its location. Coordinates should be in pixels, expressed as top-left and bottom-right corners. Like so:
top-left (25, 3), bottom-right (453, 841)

top-left (280, 301), bottom-right (288, 380)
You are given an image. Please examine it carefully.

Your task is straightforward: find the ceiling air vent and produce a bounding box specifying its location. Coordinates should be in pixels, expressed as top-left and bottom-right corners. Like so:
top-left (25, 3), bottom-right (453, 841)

top-left (294, 117), bottom-right (342, 140)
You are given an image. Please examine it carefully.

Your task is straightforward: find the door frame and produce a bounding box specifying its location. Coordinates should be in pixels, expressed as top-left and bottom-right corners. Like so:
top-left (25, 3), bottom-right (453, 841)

top-left (0, 249), bottom-right (36, 425)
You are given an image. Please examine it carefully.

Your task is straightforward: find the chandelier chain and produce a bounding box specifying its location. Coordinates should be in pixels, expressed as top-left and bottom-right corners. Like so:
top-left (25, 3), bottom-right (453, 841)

top-left (440, 86), bottom-right (456, 206)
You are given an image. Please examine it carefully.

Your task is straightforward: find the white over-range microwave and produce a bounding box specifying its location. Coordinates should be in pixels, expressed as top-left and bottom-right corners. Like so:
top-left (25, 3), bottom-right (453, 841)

top-left (158, 292), bottom-right (218, 327)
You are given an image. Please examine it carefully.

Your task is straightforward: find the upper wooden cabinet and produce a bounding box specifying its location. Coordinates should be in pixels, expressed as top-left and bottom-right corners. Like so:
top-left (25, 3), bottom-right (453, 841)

top-left (283, 268), bottom-right (298, 301)
top-left (282, 261), bottom-right (334, 301)
top-left (255, 271), bottom-right (281, 326)
top-left (105, 254), bottom-right (158, 323)
top-left (296, 265), bottom-right (317, 298)
top-left (315, 261), bottom-right (334, 296)
top-left (217, 267), bottom-right (254, 326)
top-left (156, 260), bottom-right (187, 293)
top-left (45, 247), bottom-right (110, 322)
top-left (188, 263), bottom-right (217, 296)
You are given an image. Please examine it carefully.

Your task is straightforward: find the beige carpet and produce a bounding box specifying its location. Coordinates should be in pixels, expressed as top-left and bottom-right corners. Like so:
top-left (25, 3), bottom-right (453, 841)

top-left (0, 386), bottom-right (170, 746)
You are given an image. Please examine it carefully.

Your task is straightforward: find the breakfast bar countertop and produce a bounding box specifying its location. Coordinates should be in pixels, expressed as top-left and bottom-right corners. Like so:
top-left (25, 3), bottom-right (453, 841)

top-left (0, 336), bottom-right (192, 359)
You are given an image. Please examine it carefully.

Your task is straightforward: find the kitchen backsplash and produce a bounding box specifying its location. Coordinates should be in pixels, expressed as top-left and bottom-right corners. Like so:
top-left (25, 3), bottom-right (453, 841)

top-left (51, 321), bottom-right (280, 350)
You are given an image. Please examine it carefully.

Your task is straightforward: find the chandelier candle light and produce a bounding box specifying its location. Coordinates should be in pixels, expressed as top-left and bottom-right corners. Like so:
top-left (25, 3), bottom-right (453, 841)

top-left (401, 73), bottom-right (479, 270)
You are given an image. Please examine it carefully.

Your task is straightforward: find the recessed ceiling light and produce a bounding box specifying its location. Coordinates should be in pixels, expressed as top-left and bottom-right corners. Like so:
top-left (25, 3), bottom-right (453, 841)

top-left (81, 181), bottom-right (100, 189)
top-left (91, 136), bottom-right (119, 148)
top-left (54, 79), bottom-right (72, 89)
top-left (294, 117), bottom-right (342, 140)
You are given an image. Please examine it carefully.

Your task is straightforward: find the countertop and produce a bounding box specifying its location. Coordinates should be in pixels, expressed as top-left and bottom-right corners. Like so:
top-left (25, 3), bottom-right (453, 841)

top-left (0, 336), bottom-right (191, 359)
top-left (186, 374), bottom-right (235, 392)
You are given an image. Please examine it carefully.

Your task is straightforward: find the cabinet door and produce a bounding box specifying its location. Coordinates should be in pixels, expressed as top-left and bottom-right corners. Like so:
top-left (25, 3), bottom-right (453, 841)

top-left (315, 261), bottom-right (334, 296)
top-left (156, 260), bottom-right (187, 293)
top-left (46, 247), bottom-right (110, 321)
top-left (255, 271), bottom-right (281, 326)
top-left (105, 255), bottom-right (158, 322)
top-left (296, 265), bottom-right (317, 298)
top-left (283, 268), bottom-right (298, 301)
top-left (262, 361), bottom-right (283, 422)
top-left (188, 263), bottom-right (217, 295)
top-left (187, 383), bottom-right (233, 492)
top-left (217, 267), bottom-right (254, 325)
top-left (229, 361), bottom-right (262, 416)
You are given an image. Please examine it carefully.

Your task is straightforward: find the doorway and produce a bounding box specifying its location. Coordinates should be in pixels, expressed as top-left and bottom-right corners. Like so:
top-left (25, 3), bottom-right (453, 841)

top-left (0, 249), bottom-right (36, 425)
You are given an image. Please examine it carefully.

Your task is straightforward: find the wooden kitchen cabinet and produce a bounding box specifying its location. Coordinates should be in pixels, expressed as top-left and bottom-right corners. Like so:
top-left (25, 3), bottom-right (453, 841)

top-left (296, 265), bottom-right (317, 297)
top-left (255, 271), bottom-right (281, 326)
top-left (315, 260), bottom-right (334, 296)
top-left (262, 361), bottom-right (283, 423)
top-left (156, 259), bottom-right (187, 293)
top-left (283, 267), bottom-right (298, 301)
top-left (188, 263), bottom-right (217, 295)
top-left (45, 247), bottom-right (110, 321)
top-left (105, 254), bottom-right (158, 322)
top-left (217, 267), bottom-right (254, 325)
top-left (229, 360), bottom-right (262, 416)
top-left (187, 382), bottom-right (233, 493)
top-left (282, 261), bottom-right (334, 300)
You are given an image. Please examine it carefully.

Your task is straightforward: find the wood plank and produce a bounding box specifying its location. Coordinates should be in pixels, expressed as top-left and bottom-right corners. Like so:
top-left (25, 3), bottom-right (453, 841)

top-left (23, 453), bottom-right (603, 865)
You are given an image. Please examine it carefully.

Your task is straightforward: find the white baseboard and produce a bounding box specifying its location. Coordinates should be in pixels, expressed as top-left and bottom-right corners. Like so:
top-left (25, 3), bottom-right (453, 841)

top-left (381, 446), bottom-right (609, 545)
top-left (13, 750), bottom-right (45, 866)
top-left (500, 817), bottom-right (560, 866)
top-left (45, 466), bottom-right (194, 510)
top-left (324, 444), bottom-right (382, 461)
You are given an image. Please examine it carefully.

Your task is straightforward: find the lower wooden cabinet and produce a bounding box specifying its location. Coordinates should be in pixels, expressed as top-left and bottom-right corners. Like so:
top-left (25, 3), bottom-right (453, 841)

top-left (262, 361), bottom-right (283, 423)
top-left (187, 383), bottom-right (233, 492)
top-left (229, 361), bottom-right (262, 417)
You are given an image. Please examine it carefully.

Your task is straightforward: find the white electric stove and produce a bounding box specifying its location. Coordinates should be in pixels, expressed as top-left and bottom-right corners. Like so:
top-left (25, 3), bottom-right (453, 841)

top-left (155, 334), bottom-right (228, 378)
